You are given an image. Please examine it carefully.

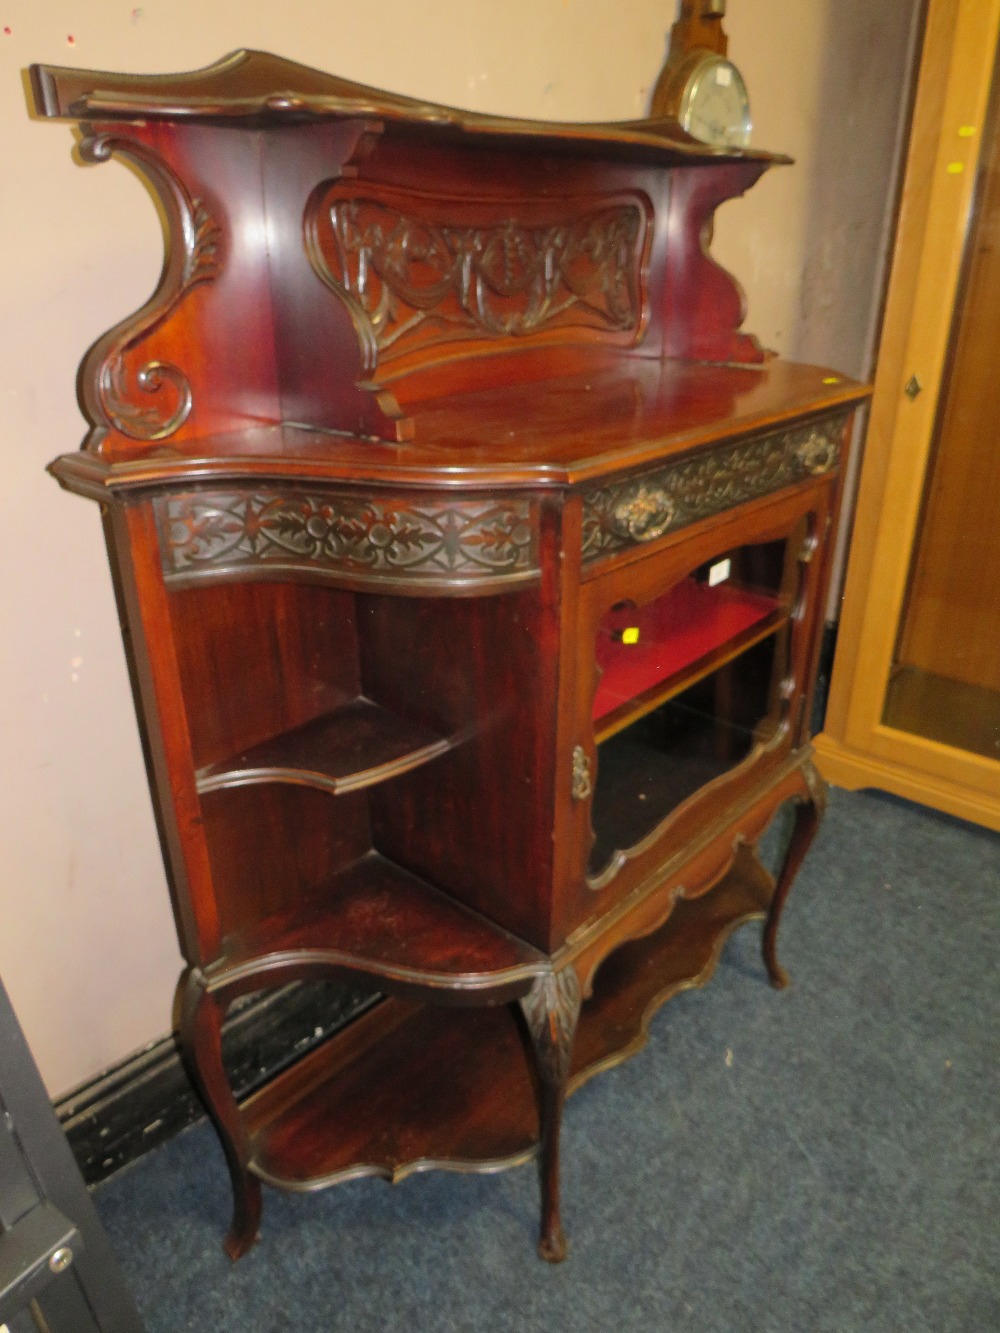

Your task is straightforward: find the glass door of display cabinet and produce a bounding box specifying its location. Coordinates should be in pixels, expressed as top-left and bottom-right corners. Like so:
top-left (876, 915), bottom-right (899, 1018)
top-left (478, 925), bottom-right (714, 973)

top-left (882, 49), bottom-right (1000, 762)
top-left (816, 0), bottom-right (1000, 831)
top-left (586, 520), bottom-right (810, 886)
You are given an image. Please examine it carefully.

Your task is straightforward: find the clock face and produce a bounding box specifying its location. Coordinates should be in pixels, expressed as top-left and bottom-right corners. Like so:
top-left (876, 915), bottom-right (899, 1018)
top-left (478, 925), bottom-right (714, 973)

top-left (679, 55), bottom-right (752, 149)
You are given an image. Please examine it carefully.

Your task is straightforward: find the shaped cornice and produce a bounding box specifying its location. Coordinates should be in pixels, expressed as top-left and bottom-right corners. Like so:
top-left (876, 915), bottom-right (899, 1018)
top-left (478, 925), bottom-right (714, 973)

top-left (30, 50), bottom-right (789, 168)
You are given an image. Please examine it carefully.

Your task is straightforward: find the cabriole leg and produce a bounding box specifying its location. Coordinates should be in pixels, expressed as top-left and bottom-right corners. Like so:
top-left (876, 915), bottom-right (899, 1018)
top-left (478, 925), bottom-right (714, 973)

top-left (763, 759), bottom-right (827, 989)
top-left (175, 970), bottom-right (262, 1259)
top-left (519, 966), bottom-right (582, 1263)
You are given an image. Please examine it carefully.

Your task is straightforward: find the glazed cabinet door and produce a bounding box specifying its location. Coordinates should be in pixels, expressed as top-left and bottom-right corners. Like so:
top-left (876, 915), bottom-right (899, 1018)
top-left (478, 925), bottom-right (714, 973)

top-left (564, 483), bottom-right (832, 931)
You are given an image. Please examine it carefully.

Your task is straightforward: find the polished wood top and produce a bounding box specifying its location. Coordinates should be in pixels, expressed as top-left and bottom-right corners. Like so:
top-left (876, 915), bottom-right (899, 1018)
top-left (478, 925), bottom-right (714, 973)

top-left (51, 355), bottom-right (868, 497)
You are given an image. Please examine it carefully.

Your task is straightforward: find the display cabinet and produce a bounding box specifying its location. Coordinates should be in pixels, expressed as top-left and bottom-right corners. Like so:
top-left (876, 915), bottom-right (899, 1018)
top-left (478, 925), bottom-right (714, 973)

top-left (816, 0), bottom-right (1000, 831)
top-left (31, 49), bottom-right (869, 1262)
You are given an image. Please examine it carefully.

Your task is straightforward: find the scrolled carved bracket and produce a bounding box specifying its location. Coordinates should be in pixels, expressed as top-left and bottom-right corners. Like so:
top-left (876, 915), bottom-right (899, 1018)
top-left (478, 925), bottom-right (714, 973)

top-left (79, 133), bottom-right (222, 442)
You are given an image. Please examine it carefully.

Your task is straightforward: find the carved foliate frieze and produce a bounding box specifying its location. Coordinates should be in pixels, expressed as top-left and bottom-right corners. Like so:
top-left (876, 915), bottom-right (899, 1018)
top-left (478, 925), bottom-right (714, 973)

top-left (581, 414), bottom-right (847, 562)
top-left (309, 185), bottom-right (650, 366)
top-left (156, 489), bottom-right (539, 587)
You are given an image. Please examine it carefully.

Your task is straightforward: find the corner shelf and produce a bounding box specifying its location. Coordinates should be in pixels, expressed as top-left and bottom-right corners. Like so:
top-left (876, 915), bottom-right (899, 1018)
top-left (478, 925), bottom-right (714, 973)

top-left (593, 579), bottom-right (784, 743)
top-left (195, 698), bottom-right (453, 796)
top-left (206, 852), bottom-right (545, 995)
top-left (239, 855), bottom-right (775, 1190)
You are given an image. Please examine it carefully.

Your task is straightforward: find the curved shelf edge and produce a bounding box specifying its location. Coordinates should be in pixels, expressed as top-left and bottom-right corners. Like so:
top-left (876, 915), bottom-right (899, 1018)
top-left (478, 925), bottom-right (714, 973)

top-left (237, 860), bottom-right (777, 1194)
top-left (201, 851), bottom-right (546, 1004)
top-left (195, 698), bottom-right (454, 798)
top-left (204, 946), bottom-right (543, 1002)
top-left (249, 1146), bottom-right (537, 1194)
top-left (196, 736), bottom-right (454, 797)
top-left (569, 903), bottom-right (767, 1099)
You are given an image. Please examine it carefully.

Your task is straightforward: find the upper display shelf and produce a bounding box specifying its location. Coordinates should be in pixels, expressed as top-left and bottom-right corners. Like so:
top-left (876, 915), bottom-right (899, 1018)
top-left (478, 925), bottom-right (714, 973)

top-left (31, 47), bottom-right (804, 458)
top-left (29, 48), bottom-right (788, 167)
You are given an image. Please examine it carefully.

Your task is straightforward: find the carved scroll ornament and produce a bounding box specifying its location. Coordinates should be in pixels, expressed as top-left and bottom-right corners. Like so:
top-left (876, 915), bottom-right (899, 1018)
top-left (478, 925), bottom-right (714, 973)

top-left (582, 414), bottom-right (847, 562)
top-left (80, 135), bottom-right (221, 442)
top-left (157, 489), bottom-right (538, 588)
top-left (309, 188), bottom-right (649, 367)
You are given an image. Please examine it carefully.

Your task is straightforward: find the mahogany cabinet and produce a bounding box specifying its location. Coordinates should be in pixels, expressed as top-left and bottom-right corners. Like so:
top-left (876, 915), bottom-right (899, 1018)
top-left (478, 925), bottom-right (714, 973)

top-left (31, 49), bottom-right (869, 1262)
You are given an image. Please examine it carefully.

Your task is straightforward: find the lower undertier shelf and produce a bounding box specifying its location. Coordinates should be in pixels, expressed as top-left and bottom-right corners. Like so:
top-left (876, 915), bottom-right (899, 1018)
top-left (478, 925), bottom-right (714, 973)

top-left (241, 859), bottom-right (775, 1190)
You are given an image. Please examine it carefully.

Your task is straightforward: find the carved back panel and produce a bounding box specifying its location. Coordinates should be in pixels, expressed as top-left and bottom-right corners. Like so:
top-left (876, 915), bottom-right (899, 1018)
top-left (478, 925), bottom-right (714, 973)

top-left (307, 182), bottom-right (653, 378)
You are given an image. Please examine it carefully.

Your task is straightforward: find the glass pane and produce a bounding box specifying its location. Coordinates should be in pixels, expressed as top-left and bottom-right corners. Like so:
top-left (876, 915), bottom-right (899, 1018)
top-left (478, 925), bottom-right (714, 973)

top-left (883, 50), bottom-right (1000, 763)
top-left (588, 536), bottom-right (792, 879)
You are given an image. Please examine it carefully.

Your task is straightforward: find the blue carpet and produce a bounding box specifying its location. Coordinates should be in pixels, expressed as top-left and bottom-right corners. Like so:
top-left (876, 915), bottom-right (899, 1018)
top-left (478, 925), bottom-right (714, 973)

top-left (93, 788), bottom-right (1000, 1331)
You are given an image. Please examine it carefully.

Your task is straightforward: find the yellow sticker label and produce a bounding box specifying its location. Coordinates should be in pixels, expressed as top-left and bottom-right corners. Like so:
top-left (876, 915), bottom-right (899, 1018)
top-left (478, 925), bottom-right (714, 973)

top-left (622, 627), bottom-right (640, 645)
top-left (823, 376), bottom-right (840, 384)
top-left (958, 126), bottom-right (976, 138)
top-left (947, 162), bottom-right (965, 174)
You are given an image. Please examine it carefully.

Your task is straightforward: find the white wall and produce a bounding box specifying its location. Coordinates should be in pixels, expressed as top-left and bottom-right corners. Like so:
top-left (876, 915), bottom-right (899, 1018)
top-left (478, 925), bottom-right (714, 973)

top-left (0, 0), bottom-right (912, 1098)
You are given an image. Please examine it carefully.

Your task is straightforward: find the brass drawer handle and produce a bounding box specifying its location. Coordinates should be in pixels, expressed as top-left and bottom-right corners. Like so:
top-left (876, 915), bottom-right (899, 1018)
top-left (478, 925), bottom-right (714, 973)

top-left (610, 483), bottom-right (676, 543)
top-left (794, 431), bottom-right (838, 475)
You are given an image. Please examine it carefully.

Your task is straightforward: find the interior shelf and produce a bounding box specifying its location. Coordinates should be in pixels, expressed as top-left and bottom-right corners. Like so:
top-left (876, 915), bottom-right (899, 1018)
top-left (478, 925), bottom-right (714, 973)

top-left (240, 857), bottom-right (774, 1189)
top-left (593, 578), bottom-right (783, 743)
top-left (209, 852), bottom-right (545, 991)
top-left (196, 697), bottom-right (452, 796)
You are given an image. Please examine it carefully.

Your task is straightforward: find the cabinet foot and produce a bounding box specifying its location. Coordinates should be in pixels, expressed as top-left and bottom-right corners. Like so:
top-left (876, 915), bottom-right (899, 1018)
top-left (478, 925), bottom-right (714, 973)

top-left (519, 966), bottom-right (582, 1263)
top-left (762, 759), bottom-right (826, 988)
top-left (538, 1222), bottom-right (568, 1264)
top-left (223, 1179), bottom-right (262, 1261)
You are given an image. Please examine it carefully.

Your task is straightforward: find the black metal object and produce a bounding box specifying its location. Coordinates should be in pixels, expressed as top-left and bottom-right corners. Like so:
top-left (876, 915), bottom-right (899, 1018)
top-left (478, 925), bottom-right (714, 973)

top-left (0, 976), bottom-right (144, 1331)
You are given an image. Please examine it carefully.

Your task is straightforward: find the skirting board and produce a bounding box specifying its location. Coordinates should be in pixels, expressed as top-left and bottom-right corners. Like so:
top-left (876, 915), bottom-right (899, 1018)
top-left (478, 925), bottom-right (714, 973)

top-left (56, 980), bottom-right (380, 1187)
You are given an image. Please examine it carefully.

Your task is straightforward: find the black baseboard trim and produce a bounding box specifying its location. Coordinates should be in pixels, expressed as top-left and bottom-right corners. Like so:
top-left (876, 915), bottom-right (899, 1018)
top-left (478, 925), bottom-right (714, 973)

top-left (56, 980), bottom-right (379, 1187)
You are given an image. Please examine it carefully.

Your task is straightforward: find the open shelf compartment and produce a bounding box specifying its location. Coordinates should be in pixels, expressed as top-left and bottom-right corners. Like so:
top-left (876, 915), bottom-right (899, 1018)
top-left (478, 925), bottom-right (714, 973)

top-left (594, 576), bottom-right (784, 743)
top-left (239, 855), bottom-right (774, 1189)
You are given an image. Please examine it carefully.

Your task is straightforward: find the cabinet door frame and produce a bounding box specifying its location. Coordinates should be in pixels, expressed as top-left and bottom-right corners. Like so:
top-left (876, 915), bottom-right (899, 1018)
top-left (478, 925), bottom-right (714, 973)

top-left (570, 483), bottom-right (828, 916)
top-left (816, 0), bottom-right (1000, 831)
